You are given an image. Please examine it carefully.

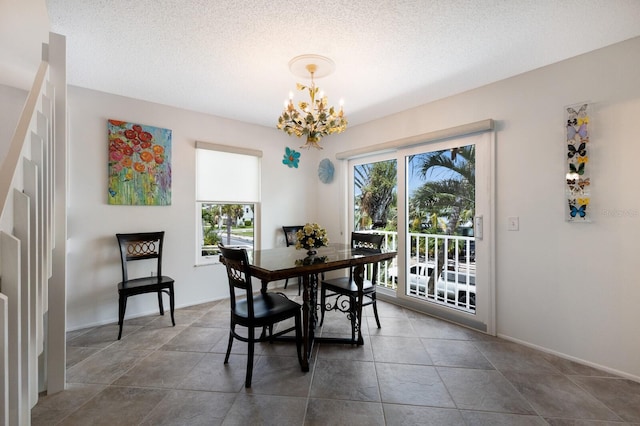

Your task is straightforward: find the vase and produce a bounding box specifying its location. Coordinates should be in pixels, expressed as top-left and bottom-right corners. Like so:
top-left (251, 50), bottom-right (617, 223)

top-left (306, 249), bottom-right (317, 256)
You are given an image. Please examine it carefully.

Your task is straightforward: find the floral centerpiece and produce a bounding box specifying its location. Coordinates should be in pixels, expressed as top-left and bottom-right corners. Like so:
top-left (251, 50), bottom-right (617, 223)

top-left (295, 223), bottom-right (329, 255)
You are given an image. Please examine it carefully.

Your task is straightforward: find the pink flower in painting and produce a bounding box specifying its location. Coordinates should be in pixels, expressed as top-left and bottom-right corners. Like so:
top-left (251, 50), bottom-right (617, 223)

top-left (112, 162), bottom-right (123, 173)
top-left (110, 150), bottom-right (123, 162)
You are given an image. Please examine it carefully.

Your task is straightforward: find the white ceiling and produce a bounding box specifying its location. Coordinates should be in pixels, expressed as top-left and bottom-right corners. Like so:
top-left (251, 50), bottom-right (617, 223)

top-left (29, 1), bottom-right (640, 127)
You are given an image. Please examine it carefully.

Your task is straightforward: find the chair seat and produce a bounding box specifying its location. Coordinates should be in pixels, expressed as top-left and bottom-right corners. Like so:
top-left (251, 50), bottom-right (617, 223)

top-left (321, 276), bottom-right (375, 294)
top-left (234, 293), bottom-right (300, 324)
top-left (118, 276), bottom-right (174, 293)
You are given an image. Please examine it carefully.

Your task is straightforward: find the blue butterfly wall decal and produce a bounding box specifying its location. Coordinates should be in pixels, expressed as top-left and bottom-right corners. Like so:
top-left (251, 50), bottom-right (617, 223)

top-left (569, 204), bottom-right (587, 218)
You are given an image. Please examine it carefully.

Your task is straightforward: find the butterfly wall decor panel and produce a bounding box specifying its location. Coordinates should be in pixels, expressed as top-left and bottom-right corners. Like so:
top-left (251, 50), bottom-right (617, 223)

top-left (565, 103), bottom-right (590, 222)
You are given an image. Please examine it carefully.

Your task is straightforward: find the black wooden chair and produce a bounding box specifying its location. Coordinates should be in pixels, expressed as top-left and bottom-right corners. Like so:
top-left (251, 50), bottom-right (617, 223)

top-left (116, 231), bottom-right (175, 340)
top-left (282, 225), bottom-right (303, 294)
top-left (319, 232), bottom-right (385, 341)
top-left (219, 244), bottom-right (303, 388)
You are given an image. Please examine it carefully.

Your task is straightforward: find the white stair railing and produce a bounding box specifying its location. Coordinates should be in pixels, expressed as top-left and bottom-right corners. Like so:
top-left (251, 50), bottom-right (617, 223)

top-left (0, 32), bottom-right (67, 426)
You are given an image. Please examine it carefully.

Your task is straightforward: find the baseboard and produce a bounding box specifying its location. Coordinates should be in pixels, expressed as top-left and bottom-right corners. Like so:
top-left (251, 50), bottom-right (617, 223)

top-left (497, 333), bottom-right (640, 383)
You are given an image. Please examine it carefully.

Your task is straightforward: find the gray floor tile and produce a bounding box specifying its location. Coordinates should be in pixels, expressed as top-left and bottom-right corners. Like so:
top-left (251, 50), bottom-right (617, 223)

top-left (56, 386), bottom-right (169, 425)
top-left (502, 370), bottom-right (622, 421)
top-left (161, 326), bottom-right (228, 352)
top-left (408, 315), bottom-right (475, 340)
top-left (460, 410), bottom-right (548, 425)
top-left (66, 346), bottom-right (102, 369)
top-left (367, 316), bottom-right (418, 337)
top-left (370, 335), bottom-right (433, 365)
top-left (110, 324), bottom-right (186, 351)
top-left (112, 350), bottom-right (205, 388)
top-left (423, 338), bottom-right (493, 369)
top-left (221, 394), bottom-right (306, 426)
top-left (139, 389), bottom-right (236, 426)
top-left (247, 355), bottom-right (311, 397)
top-left (306, 399), bottom-right (385, 425)
top-left (383, 404), bottom-right (466, 425)
top-left (474, 341), bottom-right (562, 374)
top-left (67, 348), bottom-right (152, 384)
top-left (569, 376), bottom-right (640, 423)
top-left (437, 366), bottom-right (536, 414)
top-left (377, 363), bottom-right (455, 407)
top-left (178, 352), bottom-right (247, 392)
top-left (310, 358), bottom-right (380, 402)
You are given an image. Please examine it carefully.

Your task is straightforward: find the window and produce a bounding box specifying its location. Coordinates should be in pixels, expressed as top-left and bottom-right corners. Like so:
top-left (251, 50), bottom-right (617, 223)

top-left (195, 141), bottom-right (261, 264)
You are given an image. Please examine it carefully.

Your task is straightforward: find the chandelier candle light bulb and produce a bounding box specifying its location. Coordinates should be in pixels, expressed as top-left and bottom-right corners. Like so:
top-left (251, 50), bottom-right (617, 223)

top-left (277, 54), bottom-right (348, 149)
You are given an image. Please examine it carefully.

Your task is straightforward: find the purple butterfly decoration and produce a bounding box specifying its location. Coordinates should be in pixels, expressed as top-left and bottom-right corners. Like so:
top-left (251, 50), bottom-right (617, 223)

top-left (567, 123), bottom-right (588, 141)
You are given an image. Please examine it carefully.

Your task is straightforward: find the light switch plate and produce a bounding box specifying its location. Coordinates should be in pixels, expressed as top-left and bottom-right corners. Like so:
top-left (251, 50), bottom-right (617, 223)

top-left (508, 216), bottom-right (519, 231)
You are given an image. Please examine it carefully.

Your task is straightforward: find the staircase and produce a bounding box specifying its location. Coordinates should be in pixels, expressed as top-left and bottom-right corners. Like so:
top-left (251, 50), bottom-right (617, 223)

top-left (0, 32), bottom-right (67, 426)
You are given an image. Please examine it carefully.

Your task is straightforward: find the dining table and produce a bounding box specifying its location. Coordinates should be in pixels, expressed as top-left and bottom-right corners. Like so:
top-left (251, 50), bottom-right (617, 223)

top-left (244, 242), bottom-right (397, 371)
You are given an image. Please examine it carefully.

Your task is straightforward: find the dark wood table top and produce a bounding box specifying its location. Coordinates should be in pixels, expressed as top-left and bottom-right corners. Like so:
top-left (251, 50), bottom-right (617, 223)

top-left (245, 243), bottom-right (397, 282)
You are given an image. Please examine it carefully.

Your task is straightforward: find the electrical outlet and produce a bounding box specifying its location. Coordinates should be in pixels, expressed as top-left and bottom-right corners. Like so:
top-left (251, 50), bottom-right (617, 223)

top-left (150, 270), bottom-right (155, 277)
top-left (507, 216), bottom-right (519, 231)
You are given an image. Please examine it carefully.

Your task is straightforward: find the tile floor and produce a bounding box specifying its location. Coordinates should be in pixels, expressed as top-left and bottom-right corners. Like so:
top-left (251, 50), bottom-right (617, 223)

top-left (33, 285), bottom-right (640, 425)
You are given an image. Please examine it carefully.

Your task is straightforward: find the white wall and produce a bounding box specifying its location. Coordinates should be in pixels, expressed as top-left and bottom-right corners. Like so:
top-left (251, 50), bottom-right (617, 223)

top-left (67, 86), bottom-right (323, 329)
top-left (316, 37), bottom-right (640, 380)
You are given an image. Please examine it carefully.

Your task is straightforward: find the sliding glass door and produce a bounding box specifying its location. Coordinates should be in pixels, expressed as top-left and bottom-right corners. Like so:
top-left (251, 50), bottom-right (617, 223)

top-left (348, 131), bottom-right (494, 333)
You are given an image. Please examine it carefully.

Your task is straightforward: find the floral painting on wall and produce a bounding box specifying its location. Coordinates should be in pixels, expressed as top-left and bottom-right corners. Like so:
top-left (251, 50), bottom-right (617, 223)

top-left (108, 119), bottom-right (172, 205)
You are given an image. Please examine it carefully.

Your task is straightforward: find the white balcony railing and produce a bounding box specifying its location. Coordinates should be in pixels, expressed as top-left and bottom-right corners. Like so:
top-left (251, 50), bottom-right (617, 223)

top-left (362, 230), bottom-right (476, 314)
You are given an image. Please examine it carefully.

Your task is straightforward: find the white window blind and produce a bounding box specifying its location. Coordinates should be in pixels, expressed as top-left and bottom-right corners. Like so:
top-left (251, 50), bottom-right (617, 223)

top-left (195, 141), bottom-right (261, 202)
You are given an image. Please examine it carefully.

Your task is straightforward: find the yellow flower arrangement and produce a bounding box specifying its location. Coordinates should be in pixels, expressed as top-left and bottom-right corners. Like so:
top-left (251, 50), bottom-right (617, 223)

top-left (295, 223), bottom-right (329, 252)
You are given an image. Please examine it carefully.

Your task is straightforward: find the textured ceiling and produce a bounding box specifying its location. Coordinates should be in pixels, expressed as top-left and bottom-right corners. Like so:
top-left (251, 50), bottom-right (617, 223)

top-left (45, 0), bottom-right (640, 128)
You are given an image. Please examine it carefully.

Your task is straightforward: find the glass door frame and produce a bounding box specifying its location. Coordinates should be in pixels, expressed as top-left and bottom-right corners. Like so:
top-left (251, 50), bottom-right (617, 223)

top-left (346, 131), bottom-right (495, 335)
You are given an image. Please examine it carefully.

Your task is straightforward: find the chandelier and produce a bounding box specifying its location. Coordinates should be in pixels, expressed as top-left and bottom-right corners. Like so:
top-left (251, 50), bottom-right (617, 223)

top-left (276, 54), bottom-right (347, 149)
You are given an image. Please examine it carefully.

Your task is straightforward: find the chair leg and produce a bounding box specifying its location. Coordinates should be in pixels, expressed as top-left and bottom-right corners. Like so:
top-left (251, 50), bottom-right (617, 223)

top-left (245, 328), bottom-right (255, 388)
top-left (117, 293), bottom-right (127, 340)
top-left (294, 313), bottom-right (303, 367)
top-left (157, 290), bottom-right (165, 316)
top-left (169, 286), bottom-right (176, 326)
top-left (319, 286), bottom-right (326, 326)
top-left (371, 294), bottom-right (381, 329)
top-left (284, 278), bottom-right (289, 289)
top-left (349, 295), bottom-right (357, 342)
top-left (224, 324), bottom-right (235, 364)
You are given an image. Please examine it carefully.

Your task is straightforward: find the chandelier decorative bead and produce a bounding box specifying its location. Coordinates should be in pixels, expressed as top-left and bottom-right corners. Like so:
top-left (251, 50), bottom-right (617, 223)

top-left (276, 55), bottom-right (347, 149)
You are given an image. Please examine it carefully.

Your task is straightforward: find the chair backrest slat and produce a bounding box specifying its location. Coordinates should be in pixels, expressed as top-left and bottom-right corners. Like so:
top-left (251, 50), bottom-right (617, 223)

top-left (352, 232), bottom-right (384, 250)
top-left (350, 232), bottom-right (385, 283)
top-left (219, 245), bottom-right (255, 318)
top-left (116, 231), bottom-right (165, 282)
